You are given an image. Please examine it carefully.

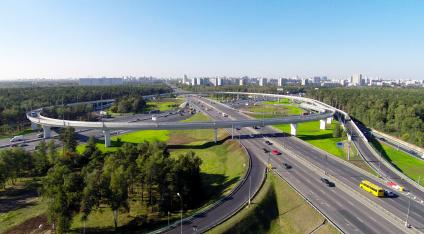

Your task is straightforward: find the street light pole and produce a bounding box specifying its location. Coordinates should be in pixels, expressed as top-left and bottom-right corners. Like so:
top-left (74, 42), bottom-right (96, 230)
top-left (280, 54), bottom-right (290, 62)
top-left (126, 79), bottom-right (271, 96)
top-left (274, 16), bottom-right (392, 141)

top-left (177, 193), bottom-right (183, 234)
top-left (405, 195), bottom-right (411, 228)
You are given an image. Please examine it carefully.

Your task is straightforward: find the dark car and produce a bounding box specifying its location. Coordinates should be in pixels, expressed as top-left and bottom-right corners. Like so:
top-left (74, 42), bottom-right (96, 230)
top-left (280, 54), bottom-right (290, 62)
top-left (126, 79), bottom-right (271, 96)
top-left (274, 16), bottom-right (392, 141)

top-left (320, 178), bottom-right (335, 187)
top-left (283, 163), bottom-right (292, 169)
top-left (265, 140), bottom-right (272, 145)
top-left (262, 148), bottom-right (269, 153)
top-left (236, 127), bottom-right (241, 130)
top-left (253, 126), bottom-right (260, 129)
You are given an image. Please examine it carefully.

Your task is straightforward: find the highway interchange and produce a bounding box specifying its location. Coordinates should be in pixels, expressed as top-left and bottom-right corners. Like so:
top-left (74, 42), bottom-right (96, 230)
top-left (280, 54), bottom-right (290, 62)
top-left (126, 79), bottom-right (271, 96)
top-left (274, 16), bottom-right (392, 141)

top-left (10, 91), bottom-right (424, 233)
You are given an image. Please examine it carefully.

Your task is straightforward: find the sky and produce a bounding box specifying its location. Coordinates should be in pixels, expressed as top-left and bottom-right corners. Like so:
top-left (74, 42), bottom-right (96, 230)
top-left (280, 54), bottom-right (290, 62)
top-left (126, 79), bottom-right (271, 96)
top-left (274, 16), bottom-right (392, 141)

top-left (0, 0), bottom-right (423, 80)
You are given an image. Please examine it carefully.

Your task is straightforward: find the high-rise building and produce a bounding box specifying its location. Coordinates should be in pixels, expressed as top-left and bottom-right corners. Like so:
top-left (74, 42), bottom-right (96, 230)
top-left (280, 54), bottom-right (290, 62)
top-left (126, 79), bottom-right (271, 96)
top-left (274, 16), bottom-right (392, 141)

top-left (239, 78), bottom-right (246, 86)
top-left (351, 74), bottom-right (364, 86)
top-left (217, 77), bottom-right (222, 86)
top-left (259, 78), bottom-right (267, 86)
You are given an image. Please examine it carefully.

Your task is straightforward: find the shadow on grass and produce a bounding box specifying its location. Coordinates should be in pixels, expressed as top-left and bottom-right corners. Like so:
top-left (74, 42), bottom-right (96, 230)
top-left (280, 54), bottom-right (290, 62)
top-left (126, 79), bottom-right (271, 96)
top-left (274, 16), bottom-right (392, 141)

top-left (0, 179), bottom-right (41, 213)
top-left (370, 139), bottom-right (404, 173)
top-left (297, 133), bottom-right (334, 141)
top-left (223, 181), bottom-right (279, 234)
top-left (167, 135), bottom-right (231, 150)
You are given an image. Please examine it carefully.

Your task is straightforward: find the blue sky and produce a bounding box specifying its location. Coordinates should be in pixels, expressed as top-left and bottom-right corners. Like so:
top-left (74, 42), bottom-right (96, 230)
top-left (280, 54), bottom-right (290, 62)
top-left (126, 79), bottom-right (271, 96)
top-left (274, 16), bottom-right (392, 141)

top-left (0, 0), bottom-right (423, 80)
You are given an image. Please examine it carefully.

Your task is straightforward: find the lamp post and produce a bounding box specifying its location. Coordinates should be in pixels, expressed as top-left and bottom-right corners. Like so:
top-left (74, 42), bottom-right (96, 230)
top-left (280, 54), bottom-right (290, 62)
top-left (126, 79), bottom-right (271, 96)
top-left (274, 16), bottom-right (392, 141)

top-left (177, 193), bottom-right (183, 234)
top-left (405, 195), bottom-right (411, 228)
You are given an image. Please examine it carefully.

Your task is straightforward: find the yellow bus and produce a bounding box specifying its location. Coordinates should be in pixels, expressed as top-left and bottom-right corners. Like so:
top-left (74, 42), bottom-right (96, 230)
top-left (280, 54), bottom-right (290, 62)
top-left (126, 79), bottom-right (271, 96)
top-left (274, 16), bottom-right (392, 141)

top-left (359, 180), bottom-right (384, 197)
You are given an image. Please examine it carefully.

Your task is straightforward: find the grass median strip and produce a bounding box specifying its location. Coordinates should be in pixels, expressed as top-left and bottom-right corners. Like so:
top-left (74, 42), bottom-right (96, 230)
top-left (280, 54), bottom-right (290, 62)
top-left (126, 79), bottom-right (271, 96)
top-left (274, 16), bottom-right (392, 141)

top-left (208, 173), bottom-right (338, 234)
top-left (371, 139), bottom-right (424, 186)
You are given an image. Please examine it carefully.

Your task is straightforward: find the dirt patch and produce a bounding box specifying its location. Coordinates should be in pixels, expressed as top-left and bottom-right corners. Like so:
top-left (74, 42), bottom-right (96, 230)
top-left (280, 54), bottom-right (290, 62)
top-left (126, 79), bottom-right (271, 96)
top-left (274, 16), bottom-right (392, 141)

top-left (4, 215), bottom-right (50, 234)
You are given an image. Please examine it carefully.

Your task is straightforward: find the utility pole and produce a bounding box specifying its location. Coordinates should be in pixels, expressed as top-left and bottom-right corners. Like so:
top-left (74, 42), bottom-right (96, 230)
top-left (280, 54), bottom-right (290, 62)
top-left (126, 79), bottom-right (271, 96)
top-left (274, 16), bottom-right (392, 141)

top-left (347, 141), bottom-right (351, 161)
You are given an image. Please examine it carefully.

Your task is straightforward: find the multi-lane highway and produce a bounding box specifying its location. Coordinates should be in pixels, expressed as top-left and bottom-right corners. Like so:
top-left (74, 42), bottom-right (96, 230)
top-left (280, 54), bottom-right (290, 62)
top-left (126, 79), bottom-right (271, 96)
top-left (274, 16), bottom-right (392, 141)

top-left (191, 95), bottom-right (423, 233)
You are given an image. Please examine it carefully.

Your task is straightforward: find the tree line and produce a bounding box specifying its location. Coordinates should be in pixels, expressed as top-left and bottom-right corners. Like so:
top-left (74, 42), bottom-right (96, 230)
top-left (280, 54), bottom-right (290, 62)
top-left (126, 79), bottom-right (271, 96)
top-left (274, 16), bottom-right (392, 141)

top-left (109, 95), bottom-right (147, 113)
top-left (0, 84), bottom-right (172, 136)
top-left (308, 87), bottom-right (424, 147)
top-left (0, 127), bottom-right (203, 233)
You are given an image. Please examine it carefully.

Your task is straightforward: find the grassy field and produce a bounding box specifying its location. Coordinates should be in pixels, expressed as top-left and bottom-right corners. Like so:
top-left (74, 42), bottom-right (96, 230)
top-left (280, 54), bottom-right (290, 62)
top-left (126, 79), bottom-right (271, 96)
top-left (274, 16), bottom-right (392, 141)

top-left (244, 103), bottom-right (304, 119)
top-left (146, 98), bottom-right (184, 112)
top-left (208, 173), bottom-right (338, 234)
top-left (263, 98), bottom-right (291, 105)
top-left (371, 140), bottom-right (424, 186)
top-left (274, 121), bottom-right (376, 175)
top-left (0, 178), bottom-right (47, 234)
top-left (76, 129), bottom-right (170, 153)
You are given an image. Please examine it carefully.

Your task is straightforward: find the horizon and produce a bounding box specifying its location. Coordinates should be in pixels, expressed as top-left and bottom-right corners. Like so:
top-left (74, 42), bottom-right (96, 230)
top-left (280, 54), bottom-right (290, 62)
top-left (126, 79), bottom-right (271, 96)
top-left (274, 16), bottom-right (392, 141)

top-left (1, 0), bottom-right (423, 80)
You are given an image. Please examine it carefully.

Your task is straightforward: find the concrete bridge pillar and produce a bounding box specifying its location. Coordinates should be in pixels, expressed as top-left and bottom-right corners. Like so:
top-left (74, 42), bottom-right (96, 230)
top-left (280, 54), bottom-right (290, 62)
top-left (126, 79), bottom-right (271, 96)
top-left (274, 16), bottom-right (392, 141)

top-left (290, 123), bottom-right (297, 136)
top-left (43, 125), bottom-right (51, 139)
top-left (31, 122), bottom-right (38, 131)
top-left (231, 126), bottom-right (234, 140)
top-left (320, 119), bottom-right (326, 130)
top-left (326, 117), bottom-right (333, 124)
top-left (103, 130), bottom-right (111, 147)
top-left (214, 128), bottom-right (218, 143)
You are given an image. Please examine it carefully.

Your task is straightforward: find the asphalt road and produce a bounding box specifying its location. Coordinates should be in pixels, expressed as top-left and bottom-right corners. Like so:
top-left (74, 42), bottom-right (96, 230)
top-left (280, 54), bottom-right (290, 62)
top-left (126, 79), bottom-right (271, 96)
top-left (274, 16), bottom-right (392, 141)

top-left (192, 95), bottom-right (421, 233)
top-left (345, 121), bottom-right (424, 202)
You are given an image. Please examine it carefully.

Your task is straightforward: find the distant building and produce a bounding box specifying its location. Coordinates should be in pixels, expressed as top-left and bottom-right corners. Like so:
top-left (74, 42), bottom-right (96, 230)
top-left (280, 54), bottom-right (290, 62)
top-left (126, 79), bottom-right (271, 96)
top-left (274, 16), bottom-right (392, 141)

top-left (312, 76), bottom-right (321, 84)
top-left (301, 78), bottom-right (309, 86)
top-left (350, 74), bottom-right (364, 86)
top-left (239, 78), bottom-right (246, 86)
top-left (277, 78), bottom-right (287, 86)
top-left (259, 78), bottom-right (267, 86)
top-left (79, 78), bottom-right (123, 86)
top-left (217, 77), bottom-right (222, 86)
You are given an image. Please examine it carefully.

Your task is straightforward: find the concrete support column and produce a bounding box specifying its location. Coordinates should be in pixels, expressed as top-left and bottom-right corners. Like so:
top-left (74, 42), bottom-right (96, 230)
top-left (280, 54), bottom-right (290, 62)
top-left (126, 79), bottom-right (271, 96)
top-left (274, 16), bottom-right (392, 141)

top-left (103, 130), bottom-right (111, 148)
top-left (214, 128), bottom-right (218, 143)
top-left (31, 122), bottom-right (38, 131)
top-left (320, 119), bottom-right (326, 130)
top-left (290, 123), bottom-right (297, 136)
top-left (326, 117), bottom-right (333, 124)
top-left (231, 126), bottom-right (234, 140)
top-left (43, 125), bottom-right (51, 139)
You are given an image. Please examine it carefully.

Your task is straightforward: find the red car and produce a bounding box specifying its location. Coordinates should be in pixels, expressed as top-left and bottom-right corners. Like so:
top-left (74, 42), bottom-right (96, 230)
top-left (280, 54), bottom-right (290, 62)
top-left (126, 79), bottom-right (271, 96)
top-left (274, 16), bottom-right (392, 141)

top-left (271, 149), bottom-right (281, 155)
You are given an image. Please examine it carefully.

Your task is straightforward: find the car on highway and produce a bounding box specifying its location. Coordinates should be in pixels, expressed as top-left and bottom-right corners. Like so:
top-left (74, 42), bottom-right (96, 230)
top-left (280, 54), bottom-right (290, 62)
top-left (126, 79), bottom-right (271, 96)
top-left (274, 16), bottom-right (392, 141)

top-left (321, 178), bottom-right (335, 187)
top-left (271, 149), bottom-right (281, 155)
top-left (253, 126), bottom-right (260, 129)
top-left (265, 140), bottom-right (272, 145)
top-left (283, 163), bottom-right (292, 169)
top-left (235, 127), bottom-right (241, 130)
top-left (37, 133), bottom-right (44, 138)
top-left (262, 148), bottom-right (269, 153)
top-left (10, 135), bottom-right (24, 142)
top-left (384, 190), bottom-right (396, 197)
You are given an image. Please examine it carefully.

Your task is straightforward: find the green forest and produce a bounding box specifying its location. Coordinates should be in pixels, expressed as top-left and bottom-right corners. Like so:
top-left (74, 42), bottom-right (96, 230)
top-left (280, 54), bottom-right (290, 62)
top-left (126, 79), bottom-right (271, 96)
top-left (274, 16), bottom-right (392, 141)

top-left (308, 87), bottom-right (424, 147)
top-left (0, 84), bottom-right (171, 136)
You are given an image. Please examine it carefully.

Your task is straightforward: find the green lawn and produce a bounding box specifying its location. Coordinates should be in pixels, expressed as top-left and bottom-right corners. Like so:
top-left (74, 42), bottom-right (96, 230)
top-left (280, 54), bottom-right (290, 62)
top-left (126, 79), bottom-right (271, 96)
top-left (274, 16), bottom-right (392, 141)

top-left (274, 121), bottom-right (376, 175)
top-left (208, 173), bottom-right (338, 234)
top-left (245, 103), bottom-right (304, 119)
top-left (0, 178), bottom-right (47, 234)
top-left (371, 140), bottom-right (424, 186)
top-left (76, 130), bottom-right (170, 153)
top-left (146, 98), bottom-right (183, 112)
top-left (263, 98), bottom-right (291, 105)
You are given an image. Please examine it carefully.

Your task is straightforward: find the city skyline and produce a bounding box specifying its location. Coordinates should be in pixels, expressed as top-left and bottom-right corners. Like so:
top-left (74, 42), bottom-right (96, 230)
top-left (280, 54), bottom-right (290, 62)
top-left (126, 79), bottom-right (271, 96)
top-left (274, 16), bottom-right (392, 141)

top-left (1, 0), bottom-right (423, 80)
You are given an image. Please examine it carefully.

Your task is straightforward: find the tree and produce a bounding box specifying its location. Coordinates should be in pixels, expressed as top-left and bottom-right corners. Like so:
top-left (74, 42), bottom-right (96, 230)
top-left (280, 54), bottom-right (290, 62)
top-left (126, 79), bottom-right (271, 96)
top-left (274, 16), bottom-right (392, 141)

top-left (333, 124), bottom-right (342, 138)
top-left (42, 163), bottom-right (82, 234)
top-left (60, 127), bottom-right (77, 152)
top-left (102, 156), bottom-right (129, 229)
top-left (172, 151), bottom-right (203, 208)
top-left (33, 141), bottom-right (50, 175)
top-left (80, 169), bottom-right (102, 229)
